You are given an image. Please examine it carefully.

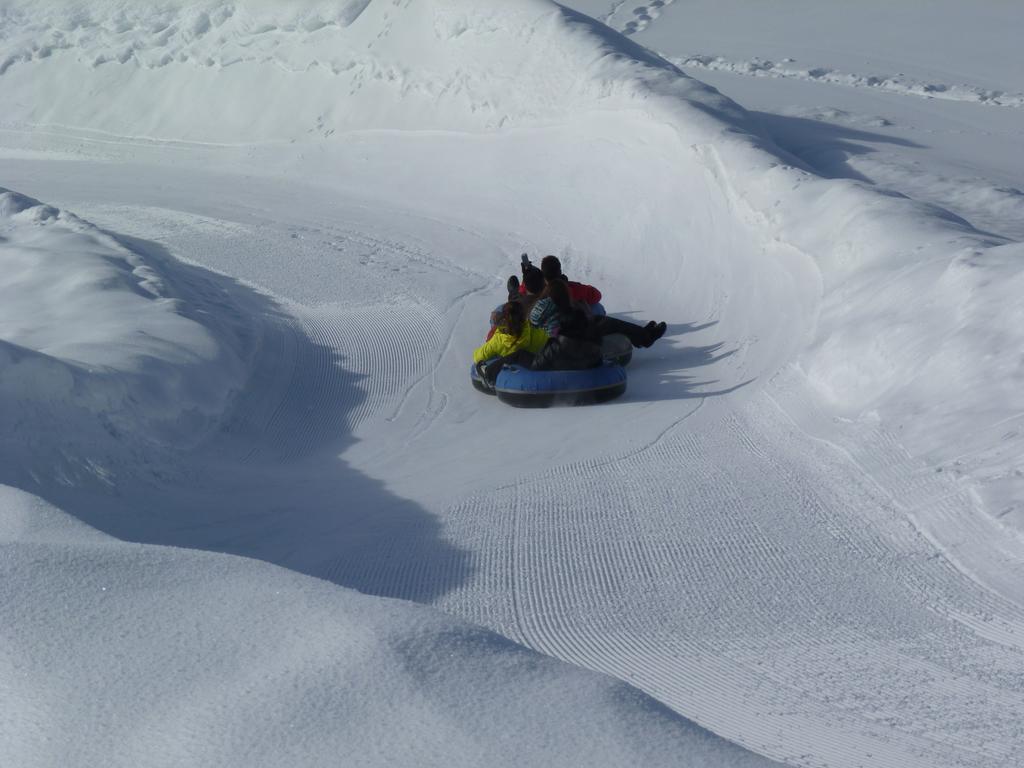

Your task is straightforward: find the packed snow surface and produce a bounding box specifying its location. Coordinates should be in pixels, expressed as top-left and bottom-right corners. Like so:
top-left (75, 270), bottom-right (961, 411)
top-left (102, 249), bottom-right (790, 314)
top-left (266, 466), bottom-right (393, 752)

top-left (3, 0), bottom-right (1024, 766)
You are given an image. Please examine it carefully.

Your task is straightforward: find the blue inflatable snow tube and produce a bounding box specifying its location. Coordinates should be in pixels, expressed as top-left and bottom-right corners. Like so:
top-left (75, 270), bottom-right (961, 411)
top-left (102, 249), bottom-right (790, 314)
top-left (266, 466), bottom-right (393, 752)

top-left (471, 360), bottom-right (627, 407)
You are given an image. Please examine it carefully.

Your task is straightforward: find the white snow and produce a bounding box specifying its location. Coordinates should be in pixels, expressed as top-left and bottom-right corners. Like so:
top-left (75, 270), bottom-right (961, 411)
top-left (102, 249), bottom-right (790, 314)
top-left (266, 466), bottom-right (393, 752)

top-left (3, 486), bottom-right (764, 768)
top-left (3, 0), bottom-right (1024, 766)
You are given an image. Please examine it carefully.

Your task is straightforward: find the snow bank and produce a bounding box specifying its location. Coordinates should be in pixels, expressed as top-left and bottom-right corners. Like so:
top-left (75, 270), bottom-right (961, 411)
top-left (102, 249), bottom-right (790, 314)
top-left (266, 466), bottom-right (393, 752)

top-left (0, 187), bottom-right (248, 485)
top-left (1, 485), bottom-right (776, 768)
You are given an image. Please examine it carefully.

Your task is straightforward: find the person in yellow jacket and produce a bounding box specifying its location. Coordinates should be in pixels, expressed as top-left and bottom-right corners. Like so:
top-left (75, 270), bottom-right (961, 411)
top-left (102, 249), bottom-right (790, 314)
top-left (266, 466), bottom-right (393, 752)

top-left (473, 301), bottom-right (549, 379)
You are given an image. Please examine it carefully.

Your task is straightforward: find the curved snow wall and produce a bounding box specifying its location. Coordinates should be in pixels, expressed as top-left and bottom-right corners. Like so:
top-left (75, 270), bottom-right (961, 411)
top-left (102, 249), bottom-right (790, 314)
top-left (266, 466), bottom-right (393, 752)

top-left (4, 0), bottom-right (1023, 516)
top-left (0, 0), bottom-right (820, 369)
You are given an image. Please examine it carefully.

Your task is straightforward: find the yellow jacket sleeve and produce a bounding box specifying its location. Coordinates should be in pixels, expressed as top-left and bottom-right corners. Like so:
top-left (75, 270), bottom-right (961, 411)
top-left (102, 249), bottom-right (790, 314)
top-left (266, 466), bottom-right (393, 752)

top-left (473, 334), bottom-right (503, 364)
top-left (473, 326), bottom-right (549, 364)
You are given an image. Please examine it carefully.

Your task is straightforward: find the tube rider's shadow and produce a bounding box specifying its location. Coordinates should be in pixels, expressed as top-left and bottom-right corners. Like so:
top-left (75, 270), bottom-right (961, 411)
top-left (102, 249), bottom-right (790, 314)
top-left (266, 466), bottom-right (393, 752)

top-left (625, 322), bottom-right (754, 402)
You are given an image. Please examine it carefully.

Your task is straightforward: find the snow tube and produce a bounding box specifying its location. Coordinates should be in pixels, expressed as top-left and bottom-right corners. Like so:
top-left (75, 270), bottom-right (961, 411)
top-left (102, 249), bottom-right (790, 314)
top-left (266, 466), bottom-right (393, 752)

top-left (493, 361), bottom-right (627, 408)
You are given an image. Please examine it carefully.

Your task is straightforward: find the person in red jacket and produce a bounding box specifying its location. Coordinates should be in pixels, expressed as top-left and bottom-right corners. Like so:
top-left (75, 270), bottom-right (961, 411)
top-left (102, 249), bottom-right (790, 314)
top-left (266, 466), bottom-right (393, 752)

top-left (538, 254), bottom-right (603, 305)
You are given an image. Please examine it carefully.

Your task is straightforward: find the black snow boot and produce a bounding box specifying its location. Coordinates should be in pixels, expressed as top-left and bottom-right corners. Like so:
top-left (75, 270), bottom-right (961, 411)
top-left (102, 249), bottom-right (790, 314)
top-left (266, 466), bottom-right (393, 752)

top-left (643, 321), bottom-right (667, 347)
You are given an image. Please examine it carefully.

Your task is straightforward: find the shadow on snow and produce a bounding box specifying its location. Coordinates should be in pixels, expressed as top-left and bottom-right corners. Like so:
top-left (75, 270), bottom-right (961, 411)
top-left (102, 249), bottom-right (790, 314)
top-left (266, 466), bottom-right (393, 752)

top-left (614, 318), bottom-right (754, 402)
top-left (1, 231), bottom-right (472, 604)
top-left (751, 110), bottom-right (924, 183)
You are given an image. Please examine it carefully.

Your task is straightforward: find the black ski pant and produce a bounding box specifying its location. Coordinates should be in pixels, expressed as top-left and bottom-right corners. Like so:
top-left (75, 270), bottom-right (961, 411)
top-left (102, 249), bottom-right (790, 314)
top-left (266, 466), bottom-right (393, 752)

top-left (591, 316), bottom-right (650, 348)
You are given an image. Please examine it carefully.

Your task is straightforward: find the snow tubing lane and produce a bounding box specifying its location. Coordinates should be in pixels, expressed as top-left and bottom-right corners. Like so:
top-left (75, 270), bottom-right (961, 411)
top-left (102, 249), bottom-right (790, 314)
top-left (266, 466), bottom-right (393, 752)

top-left (493, 362), bottom-right (627, 408)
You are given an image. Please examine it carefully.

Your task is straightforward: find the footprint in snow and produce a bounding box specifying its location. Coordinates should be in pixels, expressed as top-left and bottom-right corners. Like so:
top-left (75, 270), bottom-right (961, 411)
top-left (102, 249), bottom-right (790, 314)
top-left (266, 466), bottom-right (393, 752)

top-left (621, 0), bottom-right (676, 36)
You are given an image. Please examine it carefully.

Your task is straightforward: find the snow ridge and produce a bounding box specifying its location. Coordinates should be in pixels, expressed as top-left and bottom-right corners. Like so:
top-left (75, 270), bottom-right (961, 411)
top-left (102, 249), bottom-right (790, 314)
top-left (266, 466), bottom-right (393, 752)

top-left (0, 187), bottom-right (248, 464)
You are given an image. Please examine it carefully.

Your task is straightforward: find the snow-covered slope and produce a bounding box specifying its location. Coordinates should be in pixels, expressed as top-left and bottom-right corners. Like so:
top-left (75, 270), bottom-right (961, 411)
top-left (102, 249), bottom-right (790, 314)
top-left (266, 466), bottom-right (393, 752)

top-left (3, 485), bottom-right (776, 768)
top-left (3, 1), bottom-right (1024, 767)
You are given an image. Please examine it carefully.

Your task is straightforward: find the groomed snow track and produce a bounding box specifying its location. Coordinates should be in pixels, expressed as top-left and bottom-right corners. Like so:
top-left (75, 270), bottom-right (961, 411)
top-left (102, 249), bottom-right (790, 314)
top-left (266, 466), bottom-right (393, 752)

top-left (330, 392), bottom-right (1024, 768)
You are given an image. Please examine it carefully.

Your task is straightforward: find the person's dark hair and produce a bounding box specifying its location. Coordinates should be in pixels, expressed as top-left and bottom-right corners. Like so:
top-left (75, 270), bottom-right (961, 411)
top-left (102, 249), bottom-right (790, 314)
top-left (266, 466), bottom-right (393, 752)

top-left (523, 266), bottom-right (545, 294)
top-left (540, 278), bottom-right (572, 311)
top-left (498, 300), bottom-right (526, 337)
top-left (540, 255), bottom-right (563, 282)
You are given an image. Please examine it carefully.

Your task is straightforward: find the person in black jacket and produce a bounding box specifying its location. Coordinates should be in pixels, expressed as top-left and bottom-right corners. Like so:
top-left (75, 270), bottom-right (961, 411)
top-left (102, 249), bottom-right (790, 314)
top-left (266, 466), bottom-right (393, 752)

top-left (527, 280), bottom-right (605, 371)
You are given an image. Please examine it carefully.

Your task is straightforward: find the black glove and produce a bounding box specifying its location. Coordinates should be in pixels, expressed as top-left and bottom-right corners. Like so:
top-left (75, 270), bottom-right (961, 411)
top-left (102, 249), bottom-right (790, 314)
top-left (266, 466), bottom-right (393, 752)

top-left (520, 252), bottom-right (532, 275)
top-left (483, 358), bottom-right (506, 384)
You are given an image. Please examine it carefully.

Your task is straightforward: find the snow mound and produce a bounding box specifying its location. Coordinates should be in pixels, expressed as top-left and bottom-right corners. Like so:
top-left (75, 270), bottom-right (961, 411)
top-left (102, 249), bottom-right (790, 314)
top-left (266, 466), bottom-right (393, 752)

top-left (0, 485), bottom-right (779, 768)
top-left (0, 187), bottom-right (248, 483)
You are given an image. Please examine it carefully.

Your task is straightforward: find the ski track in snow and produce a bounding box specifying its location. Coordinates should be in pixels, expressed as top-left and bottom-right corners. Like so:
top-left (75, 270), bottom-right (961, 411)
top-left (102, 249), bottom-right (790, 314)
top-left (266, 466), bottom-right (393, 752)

top-left (329, 393), bottom-right (1024, 768)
